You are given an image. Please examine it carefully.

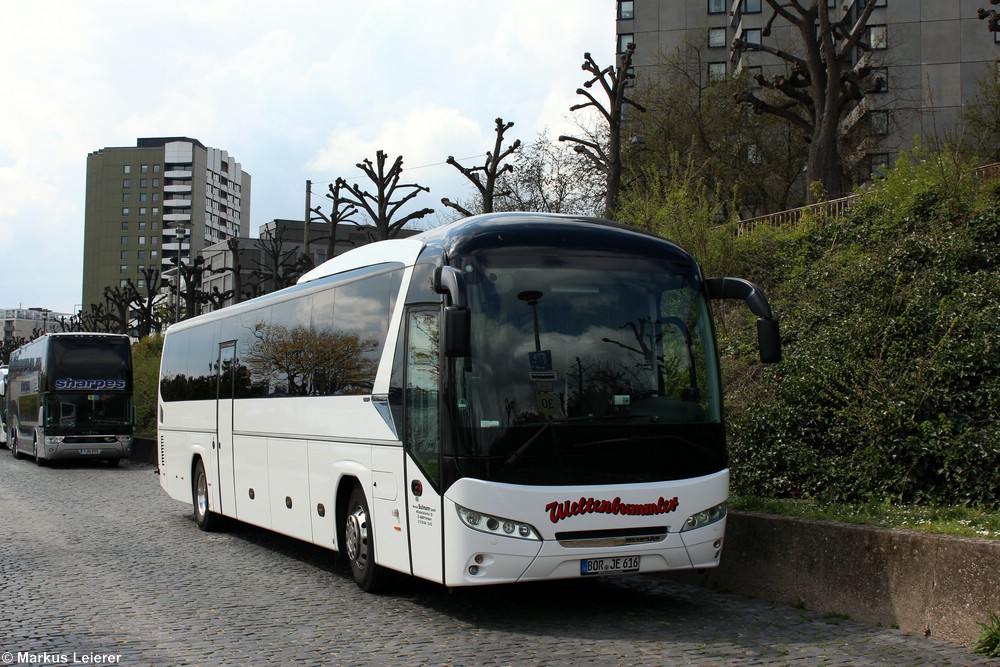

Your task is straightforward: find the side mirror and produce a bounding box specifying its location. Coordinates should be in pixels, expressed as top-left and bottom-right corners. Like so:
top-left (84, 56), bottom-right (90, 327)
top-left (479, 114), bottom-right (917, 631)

top-left (434, 266), bottom-right (471, 358)
top-left (706, 276), bottom-right (781, 364)
top-left (757, 318), bottom-right (781, 364)
top-left (442, 306), bottom-right (471, 358)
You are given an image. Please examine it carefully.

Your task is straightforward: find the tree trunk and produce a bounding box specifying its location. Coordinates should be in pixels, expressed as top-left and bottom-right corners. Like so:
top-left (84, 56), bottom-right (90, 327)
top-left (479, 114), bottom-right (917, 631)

top-left (807, 118), bottom-right (845, 201)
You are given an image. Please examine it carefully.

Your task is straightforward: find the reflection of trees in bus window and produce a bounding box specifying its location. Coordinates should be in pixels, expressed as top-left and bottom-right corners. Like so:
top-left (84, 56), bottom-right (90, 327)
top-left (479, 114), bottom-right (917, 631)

top-left (245, 322), bottom-right (380, 397)
top-left (238, 311), bottom-right (271, 397)
top-left (161, 268), bottom-right (401, 402)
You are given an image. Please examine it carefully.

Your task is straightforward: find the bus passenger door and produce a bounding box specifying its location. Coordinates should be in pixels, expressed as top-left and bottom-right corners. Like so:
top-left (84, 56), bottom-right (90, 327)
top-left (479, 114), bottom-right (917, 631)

top-left (215, 342), bottom-right (237, 516)
top-left (404, 309), bottom-right (445, 583)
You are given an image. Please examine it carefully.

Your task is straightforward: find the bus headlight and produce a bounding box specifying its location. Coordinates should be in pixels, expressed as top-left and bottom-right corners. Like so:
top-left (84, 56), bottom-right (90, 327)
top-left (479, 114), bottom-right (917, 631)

top-left (44, 435), bottom-right (65, 445)
top-left (116, 435), bottom-right (133, 445)
top-left (679, 502), bottom-right (727, 532)
top-left (455, 504), bottom-right (541, 541)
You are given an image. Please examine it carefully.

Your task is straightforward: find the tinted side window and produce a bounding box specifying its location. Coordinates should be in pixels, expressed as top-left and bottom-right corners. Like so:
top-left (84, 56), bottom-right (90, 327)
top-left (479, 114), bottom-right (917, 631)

top-left (160, 329), bottom-right (190, 402)
top-left (239, 307), bottom-right (273, 398)
top-left (187, 322), bottom-right (218, 400)
top-left (316, 270), bottom-right (398, 395)
top-left (160, 324), bottom-right (218, 401)
top-left (263, 298), bottom-right (314, 396)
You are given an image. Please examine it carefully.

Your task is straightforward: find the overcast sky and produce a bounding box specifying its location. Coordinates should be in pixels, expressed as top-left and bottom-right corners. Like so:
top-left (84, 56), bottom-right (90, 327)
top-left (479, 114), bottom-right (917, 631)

top-left (0, 1), bottom-right (614, 314)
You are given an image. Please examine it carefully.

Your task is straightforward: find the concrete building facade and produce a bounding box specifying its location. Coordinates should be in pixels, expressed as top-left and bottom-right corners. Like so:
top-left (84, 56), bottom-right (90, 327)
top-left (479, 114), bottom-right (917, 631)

top-left (1, 308), bottom-right (74, 344)
top-left (199, 219), bottom-right (420, 312)
top-left (82, 137), bottom-right (251, 313)
top-left (617, 0), bottom-right (1000, 183)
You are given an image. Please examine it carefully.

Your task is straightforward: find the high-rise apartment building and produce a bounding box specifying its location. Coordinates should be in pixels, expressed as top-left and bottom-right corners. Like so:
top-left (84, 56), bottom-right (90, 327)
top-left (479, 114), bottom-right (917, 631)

top-left (82, 137), bottom-right (251, 312)
top-left (617, 0), bottom-right (1000, 182)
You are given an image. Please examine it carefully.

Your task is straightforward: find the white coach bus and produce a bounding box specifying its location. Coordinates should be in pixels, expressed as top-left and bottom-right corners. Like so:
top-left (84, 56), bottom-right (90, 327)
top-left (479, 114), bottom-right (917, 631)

top-left (157, 212), bottom-right (780, 591)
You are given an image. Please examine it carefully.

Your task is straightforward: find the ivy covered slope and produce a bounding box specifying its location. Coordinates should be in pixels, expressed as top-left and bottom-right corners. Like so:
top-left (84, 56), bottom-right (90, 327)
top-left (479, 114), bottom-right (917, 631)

top-left (725, 152), bottom-right (1000, 507)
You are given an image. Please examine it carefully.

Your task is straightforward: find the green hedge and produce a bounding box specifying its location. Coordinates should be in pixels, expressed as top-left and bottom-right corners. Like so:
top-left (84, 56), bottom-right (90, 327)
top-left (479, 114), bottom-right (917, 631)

top-left (726, 152), bottom-right (1000, 507)
top-left (132, 334), bottom-right (162, 438)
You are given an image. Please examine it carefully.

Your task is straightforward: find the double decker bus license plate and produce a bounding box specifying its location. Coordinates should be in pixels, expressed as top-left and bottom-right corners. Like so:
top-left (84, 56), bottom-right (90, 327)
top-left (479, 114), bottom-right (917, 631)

top-left (580, 555), bottom-right (640, 576)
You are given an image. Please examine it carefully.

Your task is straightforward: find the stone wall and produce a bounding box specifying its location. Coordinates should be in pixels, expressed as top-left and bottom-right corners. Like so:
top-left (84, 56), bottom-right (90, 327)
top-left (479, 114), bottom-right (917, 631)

top-left (667, 511), bottom-right (1000, 647)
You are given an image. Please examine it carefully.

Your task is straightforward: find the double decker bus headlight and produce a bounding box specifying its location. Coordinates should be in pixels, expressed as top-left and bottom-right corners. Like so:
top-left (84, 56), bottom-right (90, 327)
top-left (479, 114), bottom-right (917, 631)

top-left (680, 502), bottom-right (728, 532)
top-left (44, 435), bottom-right (65, 445)
top-left (456, 504), bottom-right (541, 541)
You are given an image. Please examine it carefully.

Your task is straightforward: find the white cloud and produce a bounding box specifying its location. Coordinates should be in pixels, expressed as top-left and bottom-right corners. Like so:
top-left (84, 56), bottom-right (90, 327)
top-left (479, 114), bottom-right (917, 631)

top-left (0, 0), bottom-right (613, 313)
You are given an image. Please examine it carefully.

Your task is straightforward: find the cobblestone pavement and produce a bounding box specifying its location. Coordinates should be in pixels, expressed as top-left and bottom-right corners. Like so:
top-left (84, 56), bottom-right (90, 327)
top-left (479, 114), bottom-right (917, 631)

top-left (0, 452), bottom-right (995, 667)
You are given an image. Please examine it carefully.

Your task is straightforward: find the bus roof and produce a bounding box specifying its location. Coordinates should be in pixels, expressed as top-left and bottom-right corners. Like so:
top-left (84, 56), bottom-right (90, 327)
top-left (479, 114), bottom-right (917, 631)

top-left (298, 212), bottom-right (695, 285)
top-left (169, 212), bottom-right (699, 337)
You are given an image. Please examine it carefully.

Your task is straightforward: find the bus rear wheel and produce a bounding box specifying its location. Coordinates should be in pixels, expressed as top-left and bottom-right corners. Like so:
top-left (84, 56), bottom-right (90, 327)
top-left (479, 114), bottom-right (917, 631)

top-left (192, 459), bottom-right (220, 532)
top-left (10, 430), bottom-right (21, 459)
top-left (344, 486), bottom-right (385, 592)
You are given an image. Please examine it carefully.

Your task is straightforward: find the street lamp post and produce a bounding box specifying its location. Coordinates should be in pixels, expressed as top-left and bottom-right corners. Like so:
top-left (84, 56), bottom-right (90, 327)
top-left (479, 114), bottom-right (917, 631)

top-left (173, 224), bottom-right (188, 323)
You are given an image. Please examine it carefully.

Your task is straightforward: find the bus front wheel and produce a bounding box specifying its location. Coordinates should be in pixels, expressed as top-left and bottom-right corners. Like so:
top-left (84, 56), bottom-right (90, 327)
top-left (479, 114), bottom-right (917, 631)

top-left (344, 486), bottom-right (385, 592)
top-left (32, 436), bottom-right (46, 466)
top-left (192, 459), bottom-right (220, 532)
top-left (10, 430), bottom-right (21, 459)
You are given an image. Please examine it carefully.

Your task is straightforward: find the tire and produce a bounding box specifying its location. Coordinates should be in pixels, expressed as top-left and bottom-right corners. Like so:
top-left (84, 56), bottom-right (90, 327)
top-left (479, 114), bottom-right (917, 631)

top-left (10, 430), bottom-right (21, 460)
top-left (33, 436), bottom-right (47, 466)
top-left (192, 459), bottom-right (220, 531)
top-left (344, 486), bottom-right (385, 592)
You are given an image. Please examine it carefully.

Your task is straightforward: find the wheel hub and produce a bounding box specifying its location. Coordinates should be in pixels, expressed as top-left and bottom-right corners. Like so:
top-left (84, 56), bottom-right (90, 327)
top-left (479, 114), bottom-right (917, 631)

top-left (196, 475), bottom-right (209, 517)
top-left (345, 506), bottom-right (369, 568)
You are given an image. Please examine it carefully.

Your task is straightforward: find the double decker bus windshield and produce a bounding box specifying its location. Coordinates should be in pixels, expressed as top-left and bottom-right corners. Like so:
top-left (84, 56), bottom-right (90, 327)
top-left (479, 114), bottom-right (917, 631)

top-left (44, 336), bottom-right (132, 433)
top-left (449, 250), bottom-right (725, 487)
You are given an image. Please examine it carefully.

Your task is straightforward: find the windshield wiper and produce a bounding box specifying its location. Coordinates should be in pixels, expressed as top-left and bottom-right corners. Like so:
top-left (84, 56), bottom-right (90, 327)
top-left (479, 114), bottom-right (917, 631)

top-left (505, 415), bottom-right (664, 465)
top-left (505, 421), bottom-right (552, 466)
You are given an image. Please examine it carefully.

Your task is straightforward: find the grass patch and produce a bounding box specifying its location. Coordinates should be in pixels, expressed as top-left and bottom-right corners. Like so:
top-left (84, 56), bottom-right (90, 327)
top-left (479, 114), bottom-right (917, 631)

top-left (974, 611), bottom-right (1000, 658)
top-left (730, 496), bottom-right (1000, 540)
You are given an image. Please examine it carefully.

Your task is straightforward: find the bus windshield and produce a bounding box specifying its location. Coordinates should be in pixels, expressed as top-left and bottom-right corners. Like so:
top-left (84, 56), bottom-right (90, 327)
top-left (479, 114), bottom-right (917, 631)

top-left (44, 335), bottom-right (133, 434)
top-left (449, 250), bottom-right (724, 487)
top-left (44, 393), bottom-right (133, 430)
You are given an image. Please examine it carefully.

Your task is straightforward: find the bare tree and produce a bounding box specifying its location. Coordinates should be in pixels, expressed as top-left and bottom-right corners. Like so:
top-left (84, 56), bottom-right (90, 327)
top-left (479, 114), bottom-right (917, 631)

top-left (102, 285), bottom-right (132, 334)
top-left (442, 117), bottom-right (522, 217)
top-left (55, 313), bottom-right (85, 332)
top-left (633, 40), bottom-right (809, 216)
top-left (253, 225), bottom-right (302, 293)
top-left (175, 256), bottom-right (211, 321)
top-left (335, 150), bottom-right (434, 241)
top-left (129, 267), bottom-right (163, 337)
top-left (242, 271), bottom-right (266, 301)
top-left (559, 43), bottom-right (645, 219)
top-left (733, 0), bottom-right (882, 201)
top-left (80, 302), bottom-right (114, 333)
top-left (495, 131), bottom-right (604, 215)
top-left (202, 285), bottom-right (234, 312)
top-left (209, 237), bottom-right (247, 306)
top-left (310, 179), bottom-right (360, 258)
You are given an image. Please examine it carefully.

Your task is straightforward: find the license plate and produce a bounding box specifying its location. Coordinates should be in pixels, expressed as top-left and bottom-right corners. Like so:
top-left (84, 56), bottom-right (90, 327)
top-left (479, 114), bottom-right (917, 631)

top-left (78, 449), bottom-right (102, 455)
top-left (580, 555), bottom-right (640, 576)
